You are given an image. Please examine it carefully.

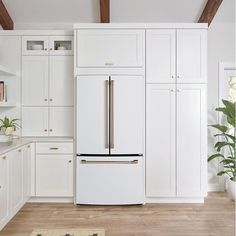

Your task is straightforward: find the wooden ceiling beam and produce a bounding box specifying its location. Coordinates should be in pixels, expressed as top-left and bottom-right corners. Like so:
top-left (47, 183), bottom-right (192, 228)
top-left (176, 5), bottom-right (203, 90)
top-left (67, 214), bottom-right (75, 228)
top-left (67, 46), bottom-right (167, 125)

top-left (0, 0), bottom-right (13, 30)
top-left (198, 0), bottom-right (223, 26)
top-left (100, 0), bottom-right (110, 23)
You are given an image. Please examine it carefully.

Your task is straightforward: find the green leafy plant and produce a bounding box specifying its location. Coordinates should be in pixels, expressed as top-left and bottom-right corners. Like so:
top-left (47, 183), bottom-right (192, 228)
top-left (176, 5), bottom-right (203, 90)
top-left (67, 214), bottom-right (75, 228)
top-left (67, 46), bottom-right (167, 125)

top-left (0, 116), bottom-right (20, 131)
top-left (208, 99), bottom-right (236, 181)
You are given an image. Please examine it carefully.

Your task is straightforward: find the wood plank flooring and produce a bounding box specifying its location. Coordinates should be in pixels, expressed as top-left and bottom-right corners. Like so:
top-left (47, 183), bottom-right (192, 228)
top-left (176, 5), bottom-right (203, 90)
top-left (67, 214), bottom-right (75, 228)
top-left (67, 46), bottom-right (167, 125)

top-left (0, 193), bottom-right (235, 236)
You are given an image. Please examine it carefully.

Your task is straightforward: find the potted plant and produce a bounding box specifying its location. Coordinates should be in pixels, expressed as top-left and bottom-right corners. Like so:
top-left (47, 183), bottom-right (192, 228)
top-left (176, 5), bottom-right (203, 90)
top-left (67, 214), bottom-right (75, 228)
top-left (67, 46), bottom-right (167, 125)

top-left (208, 99), bottom-right (236, 201)
top-left (0, 116), bottom-right (20, 136)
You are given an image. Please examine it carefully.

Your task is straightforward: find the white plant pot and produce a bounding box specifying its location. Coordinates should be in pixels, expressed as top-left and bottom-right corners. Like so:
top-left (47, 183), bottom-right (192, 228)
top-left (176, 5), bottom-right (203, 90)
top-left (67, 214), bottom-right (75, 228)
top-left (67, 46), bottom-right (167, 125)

top-left (227, 178), bottom-right (236, 201)
top-left (1, 127), bottom-right (14, 136)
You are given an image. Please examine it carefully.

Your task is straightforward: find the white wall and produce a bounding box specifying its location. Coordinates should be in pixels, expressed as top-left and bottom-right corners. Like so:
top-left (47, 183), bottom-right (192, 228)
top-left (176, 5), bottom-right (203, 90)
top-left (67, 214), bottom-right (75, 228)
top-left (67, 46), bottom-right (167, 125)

top-left (207, 0), bottom-right (235, 191)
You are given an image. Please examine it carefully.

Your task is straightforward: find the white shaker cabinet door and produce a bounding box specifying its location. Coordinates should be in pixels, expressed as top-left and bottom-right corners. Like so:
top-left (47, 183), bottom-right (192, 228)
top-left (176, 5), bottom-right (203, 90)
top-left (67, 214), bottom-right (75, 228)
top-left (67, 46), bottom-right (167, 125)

top-left (177, 30), bottom-right (207, 83)
top-left (22, 107), bottom-right (49, 136)
top-left (9, 148), bottom-right (24, 215)
top-left (36, 155), bottom-right (73, 197)
top-left (77, 29), bottom-right (144, 68)
top-left (176, 84), bottom-right (207, 197)
top-left (49, 56), bottom-right (74, 106)
top-left (49, 107), bottom-right (74, 137)
top-left (22, 56), bottom-right (49, 106)
top-left (111, 75), bottom-right (144, 155)
top-left (76, 76), bottom-right (109, 155)
top-left (146, 84), bottom-right (176, 197)
top-left (22, 145), bottom-right (31, 201)
top-left (146, 30), bottom-right (176, 83)
top-left (0, 155), bottom-right (10, 230)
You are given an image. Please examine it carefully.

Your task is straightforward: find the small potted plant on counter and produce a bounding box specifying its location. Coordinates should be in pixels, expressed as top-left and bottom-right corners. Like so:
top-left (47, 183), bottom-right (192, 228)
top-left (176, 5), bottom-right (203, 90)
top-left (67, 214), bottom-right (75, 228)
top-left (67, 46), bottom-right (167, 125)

top-left (208, 99), bottom-right (236, 201)
top-left (0, 116), bottom-right (20, 136)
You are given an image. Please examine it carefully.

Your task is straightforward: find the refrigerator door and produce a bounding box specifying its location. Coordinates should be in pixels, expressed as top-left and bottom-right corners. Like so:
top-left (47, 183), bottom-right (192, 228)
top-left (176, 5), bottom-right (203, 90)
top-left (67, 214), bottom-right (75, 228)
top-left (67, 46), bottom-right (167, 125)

top-left (110, 75), bottom-right (144, 155)
top-left (76, 156), bottom-right (144, 205)
top-left (76, 76), bottom-right (109, 155)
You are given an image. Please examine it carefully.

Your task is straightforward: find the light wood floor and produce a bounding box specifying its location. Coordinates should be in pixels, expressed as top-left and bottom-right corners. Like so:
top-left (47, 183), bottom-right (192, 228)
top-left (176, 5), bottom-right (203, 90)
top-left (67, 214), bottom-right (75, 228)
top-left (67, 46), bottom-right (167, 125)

top-left (1, 193), bottom-right (235, 236)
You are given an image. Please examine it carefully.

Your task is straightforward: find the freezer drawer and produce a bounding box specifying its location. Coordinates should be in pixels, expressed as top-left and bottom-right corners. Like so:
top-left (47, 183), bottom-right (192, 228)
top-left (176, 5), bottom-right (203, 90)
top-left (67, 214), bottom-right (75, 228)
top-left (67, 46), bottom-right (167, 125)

top-left (76, 156), bottom-right (145, 205)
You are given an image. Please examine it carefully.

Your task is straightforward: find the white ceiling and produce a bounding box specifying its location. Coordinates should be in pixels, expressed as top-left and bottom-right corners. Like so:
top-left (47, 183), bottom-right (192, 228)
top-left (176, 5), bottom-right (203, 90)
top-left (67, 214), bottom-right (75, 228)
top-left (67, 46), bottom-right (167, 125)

top-left (2, 0), bottom-right (234, 26)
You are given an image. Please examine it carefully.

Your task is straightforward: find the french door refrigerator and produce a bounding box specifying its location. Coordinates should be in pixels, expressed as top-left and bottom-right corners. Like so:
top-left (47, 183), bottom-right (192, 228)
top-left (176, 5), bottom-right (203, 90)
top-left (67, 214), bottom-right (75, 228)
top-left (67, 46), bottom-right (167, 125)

top-left (76, 75), bottom-right (145, 205)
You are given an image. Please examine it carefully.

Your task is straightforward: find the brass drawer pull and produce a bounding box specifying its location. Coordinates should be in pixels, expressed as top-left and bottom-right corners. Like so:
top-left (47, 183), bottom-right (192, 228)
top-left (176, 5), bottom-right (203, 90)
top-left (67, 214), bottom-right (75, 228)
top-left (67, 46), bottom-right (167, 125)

top-left (50, 147), bottom-right (59, 150)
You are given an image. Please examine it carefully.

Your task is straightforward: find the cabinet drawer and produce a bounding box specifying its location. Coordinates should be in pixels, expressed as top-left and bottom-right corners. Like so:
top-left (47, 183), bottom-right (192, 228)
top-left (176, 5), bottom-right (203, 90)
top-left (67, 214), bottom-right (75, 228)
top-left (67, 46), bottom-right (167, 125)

top-left (36, 142), bottom-right (73, 154)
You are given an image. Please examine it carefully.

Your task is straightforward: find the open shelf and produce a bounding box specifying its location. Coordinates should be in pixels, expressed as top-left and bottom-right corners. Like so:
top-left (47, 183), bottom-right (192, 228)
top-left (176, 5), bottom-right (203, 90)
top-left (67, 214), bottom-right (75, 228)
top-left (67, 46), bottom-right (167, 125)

top-left (0, 102), bottom-right (17, 108)
top-left (0, 65), bottom-right (16, 76)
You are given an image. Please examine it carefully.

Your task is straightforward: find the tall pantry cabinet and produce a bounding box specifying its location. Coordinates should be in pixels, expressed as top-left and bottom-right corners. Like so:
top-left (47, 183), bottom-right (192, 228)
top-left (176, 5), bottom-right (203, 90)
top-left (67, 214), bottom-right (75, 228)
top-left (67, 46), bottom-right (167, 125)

top-left (21, 34), bottom-right (74, 137)
top-left (146, 28), bottom-right (207, 200)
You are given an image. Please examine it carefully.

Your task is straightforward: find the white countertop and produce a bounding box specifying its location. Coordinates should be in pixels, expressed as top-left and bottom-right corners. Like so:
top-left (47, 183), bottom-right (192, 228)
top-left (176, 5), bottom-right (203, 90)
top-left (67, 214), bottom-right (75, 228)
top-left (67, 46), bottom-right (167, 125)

top-left (0, 137), bottom-right (74, 155)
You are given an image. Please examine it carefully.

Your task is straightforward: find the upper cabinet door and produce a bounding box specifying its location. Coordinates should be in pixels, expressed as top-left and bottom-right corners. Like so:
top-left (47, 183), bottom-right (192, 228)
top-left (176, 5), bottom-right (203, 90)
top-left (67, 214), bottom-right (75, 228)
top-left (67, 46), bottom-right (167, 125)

top-left (110, 75), bottom-right (144, 155)
top-left (49, 56), bottom-right (74, 106)
top-left (146, 30), bottom-right (176, 83)
top-left (22, 36), bottom-right (49, 56)
top-left (77, 30), bottom-right (144, 68)
top-left (76, 76), bottom-right (109, 155)
top-left (22, 107), bottom-right (49, 137)
top-left (22, 56), bottom-right (49, 106)
top-left (177, 30), bottom-right (207, 83)
top-left (176, 84), bottom-right (207, 197)
top-left (49, 107), bottom-right (74, 137)
top-left (49, 36), bottom-right (74, 56)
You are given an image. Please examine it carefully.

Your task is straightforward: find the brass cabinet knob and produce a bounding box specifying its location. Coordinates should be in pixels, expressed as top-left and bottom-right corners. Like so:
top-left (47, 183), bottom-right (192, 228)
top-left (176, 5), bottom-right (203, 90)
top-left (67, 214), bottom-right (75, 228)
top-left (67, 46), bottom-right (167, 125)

top-left (50, 48), bottom-right (53, 51)
top-left (28, 145), bottom-right (30, 148)
top-left (171, 75), bottom-right (174, 78)
top-left (2, 156), bottom-right (6, 160)
top-left (69, 160), bottom-right (72, 163)
top-left (177, 75), bottom-right (180, 78)
top-left (170, 89), bottom-right (174, 92)
top-left (18, 149), bottom-right (21, 152)
top-left (50, 129), bottom-right (53, 132)
top-left (50, 99), bottom-right (53, 101)
top-left (44, 98), bottom-right (48, 102)
top-left (44, 129), bottom-right (48, 132)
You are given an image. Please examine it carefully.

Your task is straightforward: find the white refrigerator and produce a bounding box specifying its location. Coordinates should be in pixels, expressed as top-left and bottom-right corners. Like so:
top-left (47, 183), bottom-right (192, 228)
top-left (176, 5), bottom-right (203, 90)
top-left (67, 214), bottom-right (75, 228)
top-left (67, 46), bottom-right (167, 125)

top-left (76, 75), bottom-right (145, 205)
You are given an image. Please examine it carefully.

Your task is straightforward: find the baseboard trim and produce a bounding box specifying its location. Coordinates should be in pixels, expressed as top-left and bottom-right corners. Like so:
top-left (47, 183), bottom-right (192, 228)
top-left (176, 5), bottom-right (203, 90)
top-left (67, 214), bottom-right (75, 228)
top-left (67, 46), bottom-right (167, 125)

top-left (208, 183), bottom-right (225, 192)
top-left (28, 197), bottom-right (74, 203)
top-left (146, 197), bottom-right (205, 203)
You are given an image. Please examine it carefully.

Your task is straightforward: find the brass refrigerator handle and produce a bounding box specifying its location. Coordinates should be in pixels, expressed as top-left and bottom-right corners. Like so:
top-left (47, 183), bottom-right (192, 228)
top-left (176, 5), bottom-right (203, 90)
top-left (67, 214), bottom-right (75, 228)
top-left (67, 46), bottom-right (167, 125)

top-left (81, 160), bottom-right (138, 164)
top-left (110, 80), bottom-right (115, 149)
top-left (105, 80), bottom-right (109, 149)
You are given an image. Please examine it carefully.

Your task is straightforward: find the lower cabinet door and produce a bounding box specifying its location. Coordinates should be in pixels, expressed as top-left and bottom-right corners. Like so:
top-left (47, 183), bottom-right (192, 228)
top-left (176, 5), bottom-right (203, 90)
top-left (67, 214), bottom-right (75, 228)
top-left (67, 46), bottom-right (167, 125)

top-left (23, 145), bottom-right (31, 201)
top-left (0, 154), bottom-right (10, 230)
top-left (10, 148), bottom-right (24, 215)
top-left (49, 107), bottom-right (73, 137)
top-left (36, 155), bottom-right (73, 197)
top-left (146, 84), bottom-right (176, 197)
top-left (176, 84), bottom-right (207, 197)
top-left (22, 107), bottom-right (49, 136)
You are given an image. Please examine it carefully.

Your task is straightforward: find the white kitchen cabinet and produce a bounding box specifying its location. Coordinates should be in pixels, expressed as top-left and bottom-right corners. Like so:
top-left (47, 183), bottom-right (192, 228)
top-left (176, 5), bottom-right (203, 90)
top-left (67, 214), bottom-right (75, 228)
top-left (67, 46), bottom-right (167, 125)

top-left (0, 154), bottom-right (10, 230)
top-left (22, 56), bottom-right (49, 106)
top-left (77, 29), bottom-right (144, 68)
top-left (36, 154), bottom-right (73, 197)
top-left (9, 148), bottom-right (24, 215)
top-left (177, 30), bottom-right (207, 83)
top-left (146, 30), bottom-right (176, 83)
top-left (111, 75), bottom-right (144, 155)
top-left (176, 84), bottom-right (207, 197)
top-left (22, 35), bottom-right (73, 56)
top-left (146, 84), bottom-right (207, 198)
top-left (146, 84), bottom-right (176, 197)
top-left (49, 36), bottom-right (74, 56)
top-left (49, 107), bottom-right (74, 137)
top-left (77, 76), bottom-right (110, 155)
top-left (49, 56), bottom-right (74, 106)
top-left (22, 107), bottom-right (49, 136)
top-left (22, 36), bottom-right (49, 56)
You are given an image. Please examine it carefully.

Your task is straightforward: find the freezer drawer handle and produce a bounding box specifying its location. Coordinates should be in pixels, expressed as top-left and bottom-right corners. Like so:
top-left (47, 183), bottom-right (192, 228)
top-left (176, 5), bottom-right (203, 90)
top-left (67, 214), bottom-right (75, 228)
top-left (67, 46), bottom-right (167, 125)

top-left (80, 160), bottom-right (138, 164)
